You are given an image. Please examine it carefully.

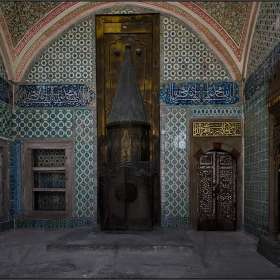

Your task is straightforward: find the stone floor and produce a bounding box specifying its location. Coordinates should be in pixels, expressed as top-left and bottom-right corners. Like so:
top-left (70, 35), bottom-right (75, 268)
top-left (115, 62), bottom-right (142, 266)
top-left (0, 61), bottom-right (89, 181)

top-left (0, 226), bottom-right (280, 278)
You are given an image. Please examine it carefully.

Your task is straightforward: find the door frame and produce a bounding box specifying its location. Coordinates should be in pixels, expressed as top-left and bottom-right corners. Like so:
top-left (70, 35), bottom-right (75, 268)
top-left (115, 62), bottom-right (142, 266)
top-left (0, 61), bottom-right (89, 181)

top-left (189, 119), bottom-right (243, 230)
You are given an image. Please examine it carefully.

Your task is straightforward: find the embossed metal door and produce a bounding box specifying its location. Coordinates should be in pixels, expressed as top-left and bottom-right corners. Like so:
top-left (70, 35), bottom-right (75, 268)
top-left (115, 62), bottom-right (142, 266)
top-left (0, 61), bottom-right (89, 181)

top-left (197, 150), bottom-right (237, 231)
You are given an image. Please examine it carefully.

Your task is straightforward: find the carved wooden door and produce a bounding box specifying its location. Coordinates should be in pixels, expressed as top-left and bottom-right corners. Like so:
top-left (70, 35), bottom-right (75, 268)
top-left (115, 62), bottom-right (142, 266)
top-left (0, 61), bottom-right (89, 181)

top-left (197, 150), bottom-right (237, 231)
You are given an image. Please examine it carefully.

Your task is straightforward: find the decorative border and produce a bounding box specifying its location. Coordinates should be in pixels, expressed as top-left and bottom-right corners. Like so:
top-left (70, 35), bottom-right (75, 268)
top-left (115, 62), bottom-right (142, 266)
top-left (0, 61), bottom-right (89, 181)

top-left (0, 2), bottom-right (78, 60)
top-left (191, 106), bottom-right (242, 118)
top-left (15, 84), bottom-right (95, 107)
top-left (15, 218), bottom-right (96, 228)
top-left (160, 82), bottom-right (239, 105)
top-left (6, 1), bottom-right (244, 81)
top-left (193, 121), bottom-right (242, 137)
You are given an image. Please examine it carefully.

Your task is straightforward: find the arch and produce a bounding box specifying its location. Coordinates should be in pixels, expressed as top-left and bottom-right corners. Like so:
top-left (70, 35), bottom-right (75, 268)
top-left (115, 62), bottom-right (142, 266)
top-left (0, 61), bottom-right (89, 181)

top-left (194, 142), bottom-right (241, 161)
top-left (4, 1), bottom-right (243, 81)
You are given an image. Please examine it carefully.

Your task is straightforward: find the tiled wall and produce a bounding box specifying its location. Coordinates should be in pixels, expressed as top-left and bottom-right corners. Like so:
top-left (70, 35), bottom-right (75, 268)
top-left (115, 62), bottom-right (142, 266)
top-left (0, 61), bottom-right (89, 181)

top-left (2, 5), bottom-right (242, 229)
top-left (246, 2), bottom-right (280, 77)
top-left (160, 106), bottom-right (189, 227)
top-left (244, 88), bottom-right (269, 237)
top-left (0, 51), bottom-right (14, 232)
top-left (244, 2), bottom-right (280, 237)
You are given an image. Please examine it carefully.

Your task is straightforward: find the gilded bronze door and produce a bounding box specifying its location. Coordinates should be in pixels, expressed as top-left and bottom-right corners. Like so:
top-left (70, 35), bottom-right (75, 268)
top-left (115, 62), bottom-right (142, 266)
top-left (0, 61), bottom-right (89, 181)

top-left (197, 150), bottom-right (237, 231)
top-left (96, 14), bottom-right (160, 224)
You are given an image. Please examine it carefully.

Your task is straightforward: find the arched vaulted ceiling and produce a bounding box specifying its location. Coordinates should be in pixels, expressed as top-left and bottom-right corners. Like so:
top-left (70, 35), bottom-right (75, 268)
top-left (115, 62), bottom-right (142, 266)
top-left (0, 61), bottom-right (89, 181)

top-left (0, 1), bottom-right (260, 81)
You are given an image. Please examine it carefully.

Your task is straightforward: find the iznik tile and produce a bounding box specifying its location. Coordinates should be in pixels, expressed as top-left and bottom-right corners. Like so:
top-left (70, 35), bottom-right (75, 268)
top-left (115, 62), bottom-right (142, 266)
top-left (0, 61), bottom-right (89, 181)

top-left (0, 76), bottom-right (12, 104)
top-left (191, 106), bottom-right (242, 118)
top-left (160, 106), bottom-right (189, 225)
top-left (160, 82), bottom-right (239, 105)
top-left (15, 84), bottom-right (95, 107)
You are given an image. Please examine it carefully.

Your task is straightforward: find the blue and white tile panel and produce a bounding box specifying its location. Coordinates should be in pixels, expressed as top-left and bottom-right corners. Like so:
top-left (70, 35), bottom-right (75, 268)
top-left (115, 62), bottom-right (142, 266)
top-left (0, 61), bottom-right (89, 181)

top-left (160, 82), bottom-right (239, 105)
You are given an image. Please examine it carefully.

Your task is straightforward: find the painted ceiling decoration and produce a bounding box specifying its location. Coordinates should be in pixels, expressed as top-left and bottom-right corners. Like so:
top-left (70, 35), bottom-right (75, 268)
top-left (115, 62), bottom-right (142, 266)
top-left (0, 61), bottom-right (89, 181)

top-left (0, 1), bottom-right (260, 81)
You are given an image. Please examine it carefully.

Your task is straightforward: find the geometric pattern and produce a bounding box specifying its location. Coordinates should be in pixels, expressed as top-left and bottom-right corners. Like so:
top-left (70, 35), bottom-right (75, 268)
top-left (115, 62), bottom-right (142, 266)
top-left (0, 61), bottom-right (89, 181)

top-left (161, 15), bottom-right (231, 82)
top-left (74, 109), bottom-right (97, 218)
top-left (12, 109), bottom-right (73, 138)
top-left (160, 106), bottom-right (189, 227)
top-left (191, 106), bottom-right (242, 118)
top-left (244, 87), bottom-right (270, 237)
top-left (11, 108), bottom-right (98, 221)
top-left (246, 2), bottom-right (280, 77)
top-left (23, 17), bottom-right (94, 83)
top-left (160, 82), bottom-right (238, 105)
top-left (15, 84), bottom-right (95, 107)
top-left (0, 101), bottom-right (13, 138)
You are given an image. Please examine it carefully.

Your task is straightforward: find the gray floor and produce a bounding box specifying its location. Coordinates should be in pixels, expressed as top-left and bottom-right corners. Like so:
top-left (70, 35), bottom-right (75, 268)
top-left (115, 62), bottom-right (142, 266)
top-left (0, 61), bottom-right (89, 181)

top-left (0, 226), bottom-right (280, 279)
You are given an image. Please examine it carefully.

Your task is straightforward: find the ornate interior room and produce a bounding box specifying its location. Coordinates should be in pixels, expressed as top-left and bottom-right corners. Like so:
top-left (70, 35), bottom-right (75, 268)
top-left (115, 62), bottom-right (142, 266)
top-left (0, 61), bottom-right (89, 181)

top-left (0, 1), bottom-right (280, 265)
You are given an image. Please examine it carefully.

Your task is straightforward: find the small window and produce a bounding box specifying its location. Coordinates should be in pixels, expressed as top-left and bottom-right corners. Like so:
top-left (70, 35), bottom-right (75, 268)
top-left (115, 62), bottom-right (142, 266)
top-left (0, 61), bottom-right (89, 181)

top-left (23, 140), bottom-right (73, 218)
top-left (0, 139), bottom-right (9, 221)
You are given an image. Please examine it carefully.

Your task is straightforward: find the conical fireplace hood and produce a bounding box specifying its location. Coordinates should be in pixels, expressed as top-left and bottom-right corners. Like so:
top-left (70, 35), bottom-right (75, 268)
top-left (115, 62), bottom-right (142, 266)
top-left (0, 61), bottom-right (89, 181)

top-left (107, 44), bottom-right (148, 126)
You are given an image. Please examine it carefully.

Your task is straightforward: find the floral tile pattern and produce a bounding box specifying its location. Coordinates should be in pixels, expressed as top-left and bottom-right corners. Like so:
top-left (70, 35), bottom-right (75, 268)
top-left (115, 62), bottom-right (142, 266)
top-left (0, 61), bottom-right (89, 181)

top-left (0, 1), bottom-right (60, 47)
top-left (193, 2), bottom-right (248, 45)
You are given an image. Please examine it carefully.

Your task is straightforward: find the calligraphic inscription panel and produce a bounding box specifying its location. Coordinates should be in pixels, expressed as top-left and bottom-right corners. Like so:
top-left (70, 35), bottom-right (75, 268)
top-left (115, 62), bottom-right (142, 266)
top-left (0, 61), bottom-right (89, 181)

top-left (15, 84), bottom-right (95, 107)
top-left (193, 122), bottom-right (242, 137)
top-left (160, 82), bottom-right (239, 105)
top-left (198, 150), bottom-right (237, 231)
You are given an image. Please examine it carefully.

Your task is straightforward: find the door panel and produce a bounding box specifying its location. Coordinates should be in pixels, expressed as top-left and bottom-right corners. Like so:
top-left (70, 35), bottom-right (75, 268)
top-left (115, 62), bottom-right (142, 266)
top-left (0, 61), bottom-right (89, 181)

top-left (198, 150), bottom-right (237, 231)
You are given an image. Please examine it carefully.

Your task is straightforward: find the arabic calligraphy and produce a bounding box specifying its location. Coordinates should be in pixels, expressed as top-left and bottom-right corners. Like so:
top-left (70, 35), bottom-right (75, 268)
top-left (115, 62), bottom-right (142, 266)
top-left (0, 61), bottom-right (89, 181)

top-left (160, 82), bottom-right (239, 105)
top-left (15, 84), bottom-right (95, 107)
top-left (0, 76), bottom-right (12, 104)
top-left (193, 122), bottom-right (242, 137)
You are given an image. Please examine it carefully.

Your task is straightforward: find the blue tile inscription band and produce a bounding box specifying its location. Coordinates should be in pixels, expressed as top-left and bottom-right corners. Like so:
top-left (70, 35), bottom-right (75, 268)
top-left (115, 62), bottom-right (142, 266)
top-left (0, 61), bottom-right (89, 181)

top-left (15, 84), bottom-right (95, 107)
top-left (160, 82), bottom-right (239, 105)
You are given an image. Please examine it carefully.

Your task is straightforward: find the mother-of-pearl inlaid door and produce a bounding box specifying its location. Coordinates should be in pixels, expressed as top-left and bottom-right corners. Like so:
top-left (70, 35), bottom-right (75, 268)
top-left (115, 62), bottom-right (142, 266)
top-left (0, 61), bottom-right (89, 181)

top-left (197, 150), bottom-right (237, 231)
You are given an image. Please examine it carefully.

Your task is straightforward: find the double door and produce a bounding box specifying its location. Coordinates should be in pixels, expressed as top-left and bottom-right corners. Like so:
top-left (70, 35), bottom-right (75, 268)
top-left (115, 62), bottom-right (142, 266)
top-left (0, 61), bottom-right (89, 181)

top-left (197, 150), bottom-right (237, 231)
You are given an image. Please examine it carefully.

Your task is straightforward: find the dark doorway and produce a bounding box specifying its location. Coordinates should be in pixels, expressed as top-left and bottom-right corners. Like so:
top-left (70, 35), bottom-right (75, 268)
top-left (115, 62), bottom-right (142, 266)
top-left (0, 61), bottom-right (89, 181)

top-left (197, 150), bottom-right (237, 231)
